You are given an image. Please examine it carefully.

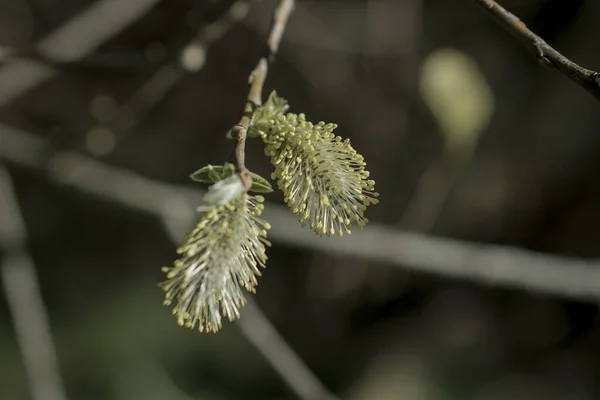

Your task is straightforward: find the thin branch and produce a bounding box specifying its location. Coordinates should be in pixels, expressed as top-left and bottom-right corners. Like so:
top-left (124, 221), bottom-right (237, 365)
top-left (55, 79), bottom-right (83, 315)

top-left (474, 0), bottom-right (600, 102)
top-left (2, 126), bottom-right (600, 302)
top-left (267, 0), bottom-right (295, 56)
top-left (0, 167), bottom-right (68, 400)
top-left (229, 0), bottom-right (294, 178)
top-left (238, 299), bottom-right (340, 400)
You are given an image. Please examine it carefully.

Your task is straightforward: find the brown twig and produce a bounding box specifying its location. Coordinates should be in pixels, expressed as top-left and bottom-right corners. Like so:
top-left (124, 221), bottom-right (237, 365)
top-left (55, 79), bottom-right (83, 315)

top-left (230, 0), bottom-right (295, 185)
top-left (474, 0), bottom-right (600, 102)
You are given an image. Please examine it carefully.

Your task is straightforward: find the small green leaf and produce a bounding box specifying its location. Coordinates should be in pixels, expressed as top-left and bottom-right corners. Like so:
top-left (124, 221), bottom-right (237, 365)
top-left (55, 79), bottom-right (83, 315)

top-left (249, 172), bottom-right (273, 193)
top-left (190, 165), bottom-right (220, 183)
top-left (263, 91), bottom-right (289, 117)
top-left (248, 91), bottom-right (289, 138)
top-left (190, 163), bottom-right (236, 183)
top-left (221, 163), bottom-right (236, 179)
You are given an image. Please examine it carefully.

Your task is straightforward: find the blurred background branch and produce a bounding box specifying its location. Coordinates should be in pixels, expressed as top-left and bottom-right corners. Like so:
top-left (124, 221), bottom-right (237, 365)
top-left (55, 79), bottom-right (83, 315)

top-left (0, 167), bottom-right (68, 400)
top-left (0, 0), bottom-right (161, 107)
top-left (238, 299), bottom-right (341, 400)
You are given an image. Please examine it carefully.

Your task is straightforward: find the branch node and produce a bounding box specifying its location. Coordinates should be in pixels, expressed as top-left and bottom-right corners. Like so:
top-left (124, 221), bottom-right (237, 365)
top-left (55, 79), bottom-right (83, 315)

top-left (240, 170), bottom-right (252, 189)
top-left (531, 42), bottom-right (553, 69)
top-left (231, 125), bottom-right (247, 142)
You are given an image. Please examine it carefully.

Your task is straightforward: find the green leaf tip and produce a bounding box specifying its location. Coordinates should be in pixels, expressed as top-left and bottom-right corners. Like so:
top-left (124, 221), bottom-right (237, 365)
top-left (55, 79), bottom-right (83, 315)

top-left (248, 172), bottom-right (274, 193)
top-left (190, 163), bottom-right (273, 194)
top-left (248, 91), bottom-right (289, 138)
top-left (190, 163), bottom-right (236, 183)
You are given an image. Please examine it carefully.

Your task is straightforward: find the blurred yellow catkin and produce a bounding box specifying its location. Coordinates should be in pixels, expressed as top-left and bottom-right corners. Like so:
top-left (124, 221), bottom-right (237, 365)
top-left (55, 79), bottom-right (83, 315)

top-left (420, 47), bottom-right (494, 153)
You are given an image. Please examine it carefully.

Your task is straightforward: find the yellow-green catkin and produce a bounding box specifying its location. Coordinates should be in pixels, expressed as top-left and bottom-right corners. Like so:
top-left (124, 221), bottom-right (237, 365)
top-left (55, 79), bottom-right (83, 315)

top-left (261, 113), bottom-right (378, 236)
top-left (160, 194), bottom-right (270, 333)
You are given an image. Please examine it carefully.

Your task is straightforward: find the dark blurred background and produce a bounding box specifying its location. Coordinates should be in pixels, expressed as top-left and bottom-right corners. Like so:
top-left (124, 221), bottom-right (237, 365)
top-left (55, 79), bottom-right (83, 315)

top-left (1, 0), bottom-right (600, 399)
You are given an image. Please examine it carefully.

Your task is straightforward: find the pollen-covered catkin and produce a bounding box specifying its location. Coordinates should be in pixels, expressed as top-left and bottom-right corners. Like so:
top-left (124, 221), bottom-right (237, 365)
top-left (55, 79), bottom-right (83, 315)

top-left (160, 194), bottom-right (270, 333)
top-left (260, 113), bottom-right (378, 236)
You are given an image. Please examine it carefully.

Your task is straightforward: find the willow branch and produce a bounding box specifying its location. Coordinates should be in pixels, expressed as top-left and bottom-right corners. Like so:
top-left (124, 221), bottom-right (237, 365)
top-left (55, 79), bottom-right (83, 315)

top-left (230, 0), bottom-right (294, 180)
top-left (474, 0), bottom-right (600, 102)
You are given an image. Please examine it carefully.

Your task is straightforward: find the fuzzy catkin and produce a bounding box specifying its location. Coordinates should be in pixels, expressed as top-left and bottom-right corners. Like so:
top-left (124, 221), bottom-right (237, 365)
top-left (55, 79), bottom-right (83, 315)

top-left (160, 194), bottom-right (270, 333)
top-left (260, 113), bottom-right (378, 236)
